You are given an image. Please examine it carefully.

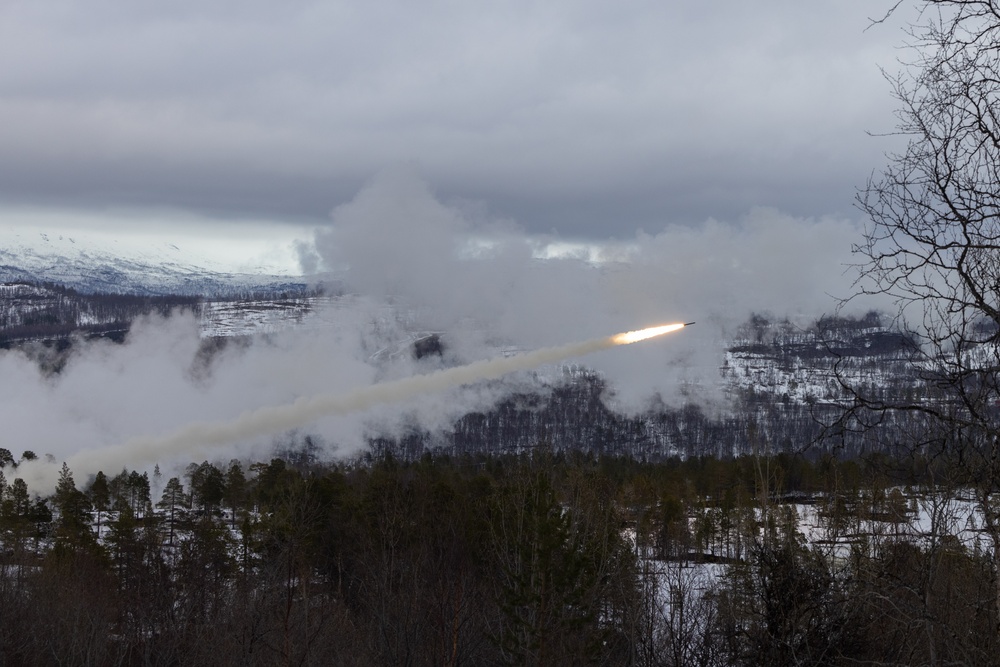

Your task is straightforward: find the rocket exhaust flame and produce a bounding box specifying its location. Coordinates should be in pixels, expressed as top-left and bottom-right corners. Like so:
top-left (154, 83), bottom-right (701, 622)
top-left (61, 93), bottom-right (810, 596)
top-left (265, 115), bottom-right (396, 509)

top-left (13, 322), bottom-right (689, 490)
top-left (610, 323), bottom-right (687, 345)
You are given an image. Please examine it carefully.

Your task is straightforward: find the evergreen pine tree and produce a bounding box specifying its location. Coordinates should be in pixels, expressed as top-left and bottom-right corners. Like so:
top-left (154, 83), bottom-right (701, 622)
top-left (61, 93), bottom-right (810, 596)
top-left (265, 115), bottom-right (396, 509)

top-left (52, 462), bottom-right (95, 551)
top-left (88, 471), bottom-right (111, 540)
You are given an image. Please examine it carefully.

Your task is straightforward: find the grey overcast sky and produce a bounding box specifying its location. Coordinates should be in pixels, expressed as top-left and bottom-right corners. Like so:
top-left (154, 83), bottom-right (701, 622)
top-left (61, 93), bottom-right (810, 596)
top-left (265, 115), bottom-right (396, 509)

top-left (0, 0), bottom-right (909, 239)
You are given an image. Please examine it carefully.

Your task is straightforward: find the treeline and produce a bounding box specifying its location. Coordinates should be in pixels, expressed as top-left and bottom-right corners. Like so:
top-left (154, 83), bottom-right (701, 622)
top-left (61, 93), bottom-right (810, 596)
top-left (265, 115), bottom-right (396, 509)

top-left (0, 280), bottom-right (318, 345)
top-left (0, 282), bottom-right (201, 344)
top-left (0, 451), bottom-right (995, 665)
top-left (379, 371), bottom-right (907, 462)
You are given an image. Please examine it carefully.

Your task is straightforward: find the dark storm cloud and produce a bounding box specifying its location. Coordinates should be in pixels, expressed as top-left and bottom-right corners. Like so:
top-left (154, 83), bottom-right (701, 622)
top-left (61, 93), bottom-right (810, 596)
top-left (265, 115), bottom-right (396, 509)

top-left (0, 0), bottom-right (907, 235)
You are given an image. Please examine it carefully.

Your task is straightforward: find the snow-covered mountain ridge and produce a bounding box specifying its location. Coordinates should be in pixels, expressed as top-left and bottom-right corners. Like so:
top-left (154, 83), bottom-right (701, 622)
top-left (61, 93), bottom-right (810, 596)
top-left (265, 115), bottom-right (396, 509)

top-left (0, 226), bottom-right (307, 296)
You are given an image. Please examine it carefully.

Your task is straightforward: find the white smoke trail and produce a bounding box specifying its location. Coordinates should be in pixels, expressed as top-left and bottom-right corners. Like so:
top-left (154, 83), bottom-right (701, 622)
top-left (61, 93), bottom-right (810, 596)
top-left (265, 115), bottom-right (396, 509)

top-left (11, 323), bottom-right (687, 492)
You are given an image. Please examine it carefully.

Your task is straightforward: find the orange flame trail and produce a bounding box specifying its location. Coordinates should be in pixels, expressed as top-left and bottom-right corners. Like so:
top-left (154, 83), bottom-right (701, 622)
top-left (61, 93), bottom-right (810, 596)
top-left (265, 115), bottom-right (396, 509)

top-left (610, 323), bottom-right (687, 345)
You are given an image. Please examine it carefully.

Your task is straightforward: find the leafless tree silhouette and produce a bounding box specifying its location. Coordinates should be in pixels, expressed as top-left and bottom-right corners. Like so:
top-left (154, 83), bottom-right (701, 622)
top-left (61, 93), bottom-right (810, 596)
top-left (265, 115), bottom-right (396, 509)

top-left (843, 0), bottom-right (1000, 641)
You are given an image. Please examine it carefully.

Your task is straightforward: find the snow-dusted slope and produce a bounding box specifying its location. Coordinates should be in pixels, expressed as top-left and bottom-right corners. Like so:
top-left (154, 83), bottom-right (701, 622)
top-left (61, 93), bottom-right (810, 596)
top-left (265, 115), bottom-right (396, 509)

top-left (0, 225), bottom-right (307, 296)
top-left (721, 314), bottom-right (919, 405)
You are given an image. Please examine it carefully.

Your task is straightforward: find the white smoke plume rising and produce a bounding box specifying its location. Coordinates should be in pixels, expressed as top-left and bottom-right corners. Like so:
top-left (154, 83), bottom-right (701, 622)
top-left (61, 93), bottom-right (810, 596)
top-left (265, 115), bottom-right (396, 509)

top-left (11, 324), bottom-right (687, 491)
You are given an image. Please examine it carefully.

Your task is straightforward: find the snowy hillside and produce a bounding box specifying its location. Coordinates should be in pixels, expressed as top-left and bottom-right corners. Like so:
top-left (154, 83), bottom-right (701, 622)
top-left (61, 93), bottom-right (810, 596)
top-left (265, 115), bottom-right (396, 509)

top-left (0, 225), bottom-right (307, 296)
top-left (721, 313), bottom-right (920, 406)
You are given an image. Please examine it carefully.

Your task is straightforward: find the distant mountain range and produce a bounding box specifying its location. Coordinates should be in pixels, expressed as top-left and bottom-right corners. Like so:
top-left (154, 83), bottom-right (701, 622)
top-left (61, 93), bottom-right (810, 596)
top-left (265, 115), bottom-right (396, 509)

top-left (0, 226), bottom-right (308, 296)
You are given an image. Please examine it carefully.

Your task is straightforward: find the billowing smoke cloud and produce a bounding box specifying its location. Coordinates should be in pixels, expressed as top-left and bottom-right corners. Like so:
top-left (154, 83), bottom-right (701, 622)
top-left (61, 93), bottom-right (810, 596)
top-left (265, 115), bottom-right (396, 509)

top-left (313, 167), bottom-right (881, 406)
top-left (2, 167), bottom-right (883, 494)
top-left (0, 305), bottom-right (388, 492)
top-left (12, 324), bottom-right (687, 491)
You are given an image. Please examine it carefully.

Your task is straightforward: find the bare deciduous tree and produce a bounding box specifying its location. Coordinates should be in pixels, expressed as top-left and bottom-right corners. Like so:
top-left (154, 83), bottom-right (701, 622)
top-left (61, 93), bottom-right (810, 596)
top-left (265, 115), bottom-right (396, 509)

top-left (845, 0), bottom-right (1000, 640)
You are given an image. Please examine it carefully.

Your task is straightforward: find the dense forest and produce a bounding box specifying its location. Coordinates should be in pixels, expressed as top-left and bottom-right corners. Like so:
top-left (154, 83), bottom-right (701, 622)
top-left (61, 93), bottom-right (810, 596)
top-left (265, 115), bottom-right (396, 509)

top-left (0, 451), bottom-right (994, 666)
